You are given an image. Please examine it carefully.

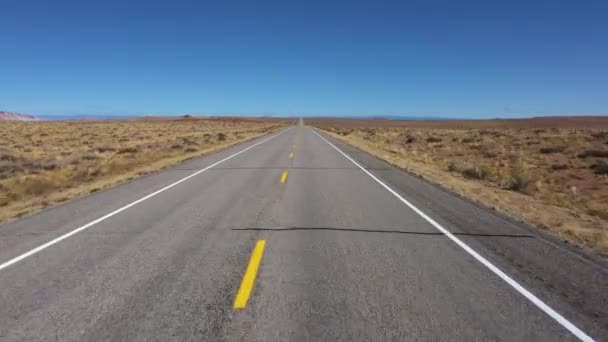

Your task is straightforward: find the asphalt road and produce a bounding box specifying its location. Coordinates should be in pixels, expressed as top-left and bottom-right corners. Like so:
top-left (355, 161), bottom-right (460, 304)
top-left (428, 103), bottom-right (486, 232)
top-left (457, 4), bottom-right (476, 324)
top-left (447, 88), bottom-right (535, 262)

top-left (1, 121), bottom-right (607, 341)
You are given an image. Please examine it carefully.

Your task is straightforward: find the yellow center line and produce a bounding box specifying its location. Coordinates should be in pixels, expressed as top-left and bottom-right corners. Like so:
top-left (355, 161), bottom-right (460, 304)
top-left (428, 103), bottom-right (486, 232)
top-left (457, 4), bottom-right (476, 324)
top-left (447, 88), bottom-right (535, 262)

top-left (234, 240), bottom-right (266, 309)
top-left (289, 152), bottom-right (294, 159)
top-left (280, 171), bottom-right (288, 183)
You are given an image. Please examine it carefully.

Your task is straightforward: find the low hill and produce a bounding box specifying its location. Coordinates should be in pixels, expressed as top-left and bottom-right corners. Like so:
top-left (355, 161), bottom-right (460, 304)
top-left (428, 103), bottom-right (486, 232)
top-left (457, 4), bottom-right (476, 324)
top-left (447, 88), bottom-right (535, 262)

top-left (0, 111), bottom-right (40, 121)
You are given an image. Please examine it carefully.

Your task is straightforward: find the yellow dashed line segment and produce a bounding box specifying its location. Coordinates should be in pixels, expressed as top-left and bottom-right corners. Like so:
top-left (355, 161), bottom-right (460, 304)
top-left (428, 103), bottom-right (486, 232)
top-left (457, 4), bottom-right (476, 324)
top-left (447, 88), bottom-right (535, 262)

top-left (234, 240), bottom-right (266, 309)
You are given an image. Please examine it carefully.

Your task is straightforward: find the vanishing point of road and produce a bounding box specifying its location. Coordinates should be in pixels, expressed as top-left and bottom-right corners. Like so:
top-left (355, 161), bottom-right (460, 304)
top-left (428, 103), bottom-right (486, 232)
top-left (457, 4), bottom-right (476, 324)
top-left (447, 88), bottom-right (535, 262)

top-left (1, 121), bottom-right (607, 341)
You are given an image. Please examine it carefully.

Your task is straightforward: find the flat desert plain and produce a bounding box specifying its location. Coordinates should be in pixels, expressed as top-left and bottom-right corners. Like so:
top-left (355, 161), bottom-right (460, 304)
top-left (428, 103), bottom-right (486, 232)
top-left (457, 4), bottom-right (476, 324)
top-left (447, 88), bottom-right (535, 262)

top-left (310, 117), bottom-right (608, 255)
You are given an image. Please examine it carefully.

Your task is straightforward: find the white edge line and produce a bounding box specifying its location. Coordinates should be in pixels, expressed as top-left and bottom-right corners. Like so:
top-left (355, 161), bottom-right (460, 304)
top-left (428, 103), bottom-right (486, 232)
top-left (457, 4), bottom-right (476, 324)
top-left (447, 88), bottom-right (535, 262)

top-left (0, 128), bottom-right (290, 272)
top-left (311, 129), bottom-right (594, 342)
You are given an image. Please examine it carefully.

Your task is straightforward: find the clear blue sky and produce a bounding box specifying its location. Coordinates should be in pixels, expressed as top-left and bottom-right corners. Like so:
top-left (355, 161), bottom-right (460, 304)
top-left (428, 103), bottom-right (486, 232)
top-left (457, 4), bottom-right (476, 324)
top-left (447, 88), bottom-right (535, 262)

top-left (1, 0), bottom-right (607, 118)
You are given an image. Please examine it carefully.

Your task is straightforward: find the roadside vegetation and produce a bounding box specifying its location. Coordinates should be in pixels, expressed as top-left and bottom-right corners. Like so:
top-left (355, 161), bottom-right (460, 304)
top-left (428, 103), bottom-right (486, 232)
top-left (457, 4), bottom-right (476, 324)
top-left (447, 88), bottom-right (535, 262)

top-left (310, 117), bottom-right (608, 255)
top-left (0, 117), bottom-right (286, 222)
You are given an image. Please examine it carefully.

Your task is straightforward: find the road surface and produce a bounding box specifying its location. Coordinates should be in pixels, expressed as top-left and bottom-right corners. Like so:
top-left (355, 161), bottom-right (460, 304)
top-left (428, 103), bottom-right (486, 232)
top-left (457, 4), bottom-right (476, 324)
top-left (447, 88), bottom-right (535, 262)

top-left (0, 122), bottom-right (606, 341)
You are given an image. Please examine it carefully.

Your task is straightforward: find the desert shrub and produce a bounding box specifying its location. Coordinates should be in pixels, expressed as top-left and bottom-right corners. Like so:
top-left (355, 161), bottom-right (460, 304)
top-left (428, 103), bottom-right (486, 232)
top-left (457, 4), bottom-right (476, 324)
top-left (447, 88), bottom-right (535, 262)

top-left (185, 147), bottom-right (197, 153)
top-left (462, 167), bottom-right (486, 180)
top-left (480, 164), bottom-right (496, 177)
top-left (398, 132), bottom-right (417, 144)
top-left (466, 165), bottom-right (493, 180)
top-left (82, 154), bottom-right (98, 161)
top-left (96, 146), bottom-right (116, 153)
top-left (448, 161), bottom-right (493, 180)
top-left (586, 208), bottom-right (608, 221)
top-left (181, 137), bottom-right (196, 145)
top-left (551, 164), bottom-right (569, 170)
top-left (171, 144), bottom-right (183, 149)
top-left (19, 176), bottom-right (57, 196)
top-left (579, 149), bottom-right (608, 158)
top-left (462, 137), bottom-right (475, 143)
top-left (508, 160), bottom-right (530, 192)
top-left (0, 193), bottom-right (8, 207)
top-left (591, 160), bottom-right (608, 175)
top-left (22, 160), bottom-right (61, 171)
top-left (426, 137), bottom-right (442, 143)
top-left (217, 132), bottom-right (227, 141)
top-left (117, 147), bottom-right (138, 154)
top-left (0, 154), bottom-right (17, 162)
top-left (447, 160), bottom-right (469, 173)
top-left (540, 146), bottom-right (566, 154)
top-left (483, 150), bottom-right (498, 158)
top-left (362, 128), bottom-right (376, 135)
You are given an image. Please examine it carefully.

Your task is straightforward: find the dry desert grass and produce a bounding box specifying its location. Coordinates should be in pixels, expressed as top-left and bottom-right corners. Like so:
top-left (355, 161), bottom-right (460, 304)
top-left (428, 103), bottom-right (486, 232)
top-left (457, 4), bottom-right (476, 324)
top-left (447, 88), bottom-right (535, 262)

top-left (310, 117), bottom-right (608, 255)
top-left (0, 117), bottom-right (286, 222)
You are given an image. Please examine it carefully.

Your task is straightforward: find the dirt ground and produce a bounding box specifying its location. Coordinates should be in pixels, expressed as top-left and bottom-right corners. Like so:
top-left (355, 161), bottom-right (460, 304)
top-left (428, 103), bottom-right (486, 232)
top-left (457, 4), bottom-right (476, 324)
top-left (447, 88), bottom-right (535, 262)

top-left (0, 117), bottom-right (288, 222)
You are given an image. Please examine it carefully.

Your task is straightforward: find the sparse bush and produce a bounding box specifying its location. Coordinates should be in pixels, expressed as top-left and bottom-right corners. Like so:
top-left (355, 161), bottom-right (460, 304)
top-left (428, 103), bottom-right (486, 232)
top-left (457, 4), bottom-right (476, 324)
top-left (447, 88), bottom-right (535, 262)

top-left (1, 154), bottom-right (17, 161)
top-left (447, 160), bottom-right (469, 173)
top-left (96, 146), bottom-right (116, 153)
top-left (540, 146), bottom-right (566, 154)
top-left (591, 131), bottom-right (608, 140)
top-left (217, 132), bottom-right (227, 141)
top-left (591, 160), bottom-right (608, 175)
top-left (181, 137), bottom-right (196, 145)
top-left (82, 154), bottom-right (98, 161)
top-left (426, 137), bottom-right (442, 143)
top-left (483, 150), bottom-right (498, 158)
top-left (19, 176), bottom-right (57, 196)
top-left (480, 164), bottom-right (496, 177)
top-left (586, 208), bottom-right (608, 220)
top-left (508, 160), bottom-right (530, 192)
top-left (551, 164), bottom-right (569, 170)
top-left (362, 128), bottom-right (375, 135)
top-left (117, 147), bottom-right (138, 154)
top-left (579, 149), bottom-right (608, 158)
top-left (462, 166), bottom-right (486, 180)
top-left (448, 161), bottom-right (493, 180)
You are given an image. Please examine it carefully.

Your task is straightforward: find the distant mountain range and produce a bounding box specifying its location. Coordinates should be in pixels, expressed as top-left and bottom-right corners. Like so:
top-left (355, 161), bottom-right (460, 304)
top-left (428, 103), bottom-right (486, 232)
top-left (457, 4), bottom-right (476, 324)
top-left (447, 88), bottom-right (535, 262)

top-left (2, 110), bottom-right (605, 122)
top-left (0, 111), bottom-right (40, 121)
